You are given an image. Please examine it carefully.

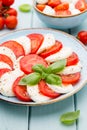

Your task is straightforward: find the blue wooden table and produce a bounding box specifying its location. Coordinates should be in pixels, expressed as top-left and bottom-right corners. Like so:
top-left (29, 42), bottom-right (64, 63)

top-left (0, 0), bottom-right (87, 130)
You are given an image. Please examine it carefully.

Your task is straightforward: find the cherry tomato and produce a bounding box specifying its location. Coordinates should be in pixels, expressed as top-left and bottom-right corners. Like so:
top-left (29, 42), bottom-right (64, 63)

top-left (55, 10), bottom-right (71, 16)
top-left (36, 4), bottom-right (46, 11)
top-left (61, 72), bottom-right (81, 84)
top-left (27, 33), bottom-right (44, 54)
top-left (12, 76), bottom-right (31, 102)
top-left (2, 0), bottom-right (14, 6)
top-left (48, 0), bottom-right (61, 7)
top-left (5, 15), bottom-right (18, 29)
top-left (0, 17), bottom-right (5, 30)
top-left (40, 40), bottom-right (63, 58)
top-left (1, 40), bottom-right (25, 58)
top-left (0, 54), bottom-right (13, 69)
top-left (75, 0), bottom-right (86, 11)
top-left (20, 54), bottom-right (48, 74)
top-left (77, 30), bottom-right (87, 45)
top-left (6, 8), bottom-right (17, 16)
top-left (0, 68), bottom-right (10, 77)
top-left (54, 2), bottom-right (69, 11)
top-left (66, 52), bottom-right (79, 66)
top-left (38, 80), bottom-right (61, 98)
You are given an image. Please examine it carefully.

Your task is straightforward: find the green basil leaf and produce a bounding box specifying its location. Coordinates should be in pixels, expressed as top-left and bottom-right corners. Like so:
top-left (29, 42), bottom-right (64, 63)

top-left (42, 72), bottom-right (48, 79)
top-left (19, 72), bottom-right (41, 86)
top-left (60, 110), bottom-right (80, 125)
top-left (47, 59), bottom-right (66, 74)
top-left (45, 74), bottom-right (62, 85)
top-left (19, 4), bottom-right (32, 12)
top-left (32, 64), bottom-right (46, 73)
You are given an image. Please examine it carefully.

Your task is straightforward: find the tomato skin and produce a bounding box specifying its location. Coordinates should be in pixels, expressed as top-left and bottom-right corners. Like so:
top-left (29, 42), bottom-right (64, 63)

top-left (38, 80), bottom-right (61, 98)
top-left (5, 15), bottom-right (18, 29)
top-left (2, 0), bottom-right (14, 6)
top-left (6, 8), bottom-right (17, 16)
top-left (12, 76), bottom-right (31, 102)
top-left (77, 31), bottom-right (87, 45)
top-left (48, 0), bottom-right (61, 7)
top-left (27, 33), bottom-right (44, 54)
top-left (0, 68), bottom-right (10, 77)
top-left (61, 72), bottom-right (81, 84)
top-left (36, 4), bottom-right (46, 11)
top-left (40, 40), bottom-right (63, 58)
top-left (20, 54), bottom-right (48, 74)
top-left (0, 17), bottom-right (5, 30)
top-left (66, 52), bottom-right (79, 66)
top-left (55, 10), bottom-right (71, 16)
top-left (54, 2), bottom-right (69, 11)
top-left (75, 0), bottom-right (86, 11)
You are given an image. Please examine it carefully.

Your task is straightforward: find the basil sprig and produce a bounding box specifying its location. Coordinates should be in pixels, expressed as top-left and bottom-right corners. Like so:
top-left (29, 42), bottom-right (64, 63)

top-left (19, 59), bottom-right (66, 86)
top-left (60, 110), bottom-right (80, 125)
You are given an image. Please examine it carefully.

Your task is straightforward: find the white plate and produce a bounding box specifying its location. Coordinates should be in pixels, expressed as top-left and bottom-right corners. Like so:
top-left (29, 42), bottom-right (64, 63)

top-left (0, 28), bottom-right (87, 106)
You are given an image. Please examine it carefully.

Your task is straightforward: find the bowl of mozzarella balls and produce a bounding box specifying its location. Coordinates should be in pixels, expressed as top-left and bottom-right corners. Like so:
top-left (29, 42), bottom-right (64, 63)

top-left (33, 0), bottom-right (87, 29)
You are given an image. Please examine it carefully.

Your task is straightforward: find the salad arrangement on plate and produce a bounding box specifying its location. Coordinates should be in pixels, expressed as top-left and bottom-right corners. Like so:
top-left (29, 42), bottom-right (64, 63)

top-left (0, 32), bottom-right (82, 103)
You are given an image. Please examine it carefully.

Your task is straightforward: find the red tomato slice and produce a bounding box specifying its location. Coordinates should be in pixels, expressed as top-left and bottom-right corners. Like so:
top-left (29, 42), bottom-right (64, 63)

top-left (61, 72), bottom-right (81, 84)
top-left (0, 68), bottom-right (10, 77)
top-left (54, 2), bottom-right (69, 11)
top-left (27, 33), bottom-right (44, 54)
top-left (20, 54), bottom-right (48, 74)
top-left (0, 54), bottom-right (13, 69)
top-left (66, 52), bottom-right (79, 66)
top-left (55, 10), bottom-right (71, 16)
top-left (1, 40), bottom-right (25, 58)
top-left (38, 80), bottom-right (61, 98)
top-left (40, 40), bottom-right (63, 58)
top-left (48, 0), bottom-right (61, 7)
top-left (36, 4), bottom-right (46, 11)
top-left (75, 0), bottom-right (86, 11)
top-left (12, 76), bottom-right (31, 102)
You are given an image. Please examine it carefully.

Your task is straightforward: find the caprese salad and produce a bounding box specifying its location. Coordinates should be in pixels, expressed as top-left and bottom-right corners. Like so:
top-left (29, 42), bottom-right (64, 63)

top-left (0, 33), bottom-right (82, 102)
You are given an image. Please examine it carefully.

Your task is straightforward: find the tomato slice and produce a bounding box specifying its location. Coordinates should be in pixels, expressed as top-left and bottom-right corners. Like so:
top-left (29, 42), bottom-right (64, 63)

top-left (38, 80), bottom-right (61, 98)
top-left (61, 72), bottom-right (81, 84)
top-left (0, 54), bottom-right (13, 69)
top-left (36, 4), bottom-right (46, 11)
top-left (40, 40), bottom-right (63, 58)
top-left (1, 40), bottom-right (25, 58)
top-left (0, 68), bottom-right (10, 77)
top-left (12, 76), bottom-right (31, 102)
top-left (66, 52), bottom-right (79, 66)
top-left (27, 33), bottom-right (44, 54)
top-left (20, 54), bottom-right (48, 74)
top-left (54, 2), bottom-right (69, 11)
top-left (75, 0), bottom-right (86, 11)
top-left (48, 0), bottom-right (61, 7)
top-left (55, 10), bottom-right (71, 16)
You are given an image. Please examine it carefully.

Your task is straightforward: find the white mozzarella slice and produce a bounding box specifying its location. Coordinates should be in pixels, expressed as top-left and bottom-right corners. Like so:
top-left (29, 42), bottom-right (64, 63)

top-left (13, 36), bottom-right (31, 55)
top-left (58, 62), bottom-right (82, 75)
top-left (0, 47), bottom-right (16, 64)
top-left (0, 69), bottom-right (24, 96)
top-left (36, 0), bottom-right (48, 4)
top-left (61, 0), bottom-right (72, 3)
top-left (71, 9), bottom-right (80, 15)
top-left (45, 47), bottom-right (72, 63)
top-left (43, 5), bottom-right (55, 15)
top-left (27, 85), bottom-right (50, 102)
top-left (0, 62), bottom-right (11, 69)
top-left (47, 84), bottom-right (74, 93)
top-left (37, 33), bottom-right (55, 54)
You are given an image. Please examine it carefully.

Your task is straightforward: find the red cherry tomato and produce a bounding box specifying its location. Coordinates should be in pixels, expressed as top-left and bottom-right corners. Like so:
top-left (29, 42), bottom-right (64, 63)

top-left (40, 40), bottom-right (63, 58)
top-left (38, 80), bottom-right (61, 98)
top-left (2, 0), bottom-right (14, 6)
top-left (61, 72), bottom-right (81, 84)
top-left (12, 76), bottom-right (31, 102)
top-left (77, 30), bottom-right (87, 45)
top-left (0, 17), bottom-right (5, 30)
top-left (27, 33), bottom-right (44, 54)
top-left (48, 0), bottom-right (61, 7)
top-left (6, 8), bottom-right (17, 16)
top-left (0, 68), bottom-right (11, 77)
top-left (20, 54), bottom-right (48, 74)
top-left (66, 52), bottom-right (79, 66)
top-left (36, 4), bottom-right (46, 11)
top-left (5, 15), bottom-right (18, 29)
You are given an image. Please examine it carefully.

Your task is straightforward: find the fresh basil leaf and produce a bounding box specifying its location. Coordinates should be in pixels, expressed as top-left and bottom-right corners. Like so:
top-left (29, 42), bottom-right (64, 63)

top-left (19, 72), bottom-right (41, 86)
top-left (32, 64), bottom-right (46, 73)
top-left (47, 59), bottom-right (66, 74)
top-left (42, 72), bottom-right (48, 79)
top-left (19, 4), bottom-right (32, 12)
top-left (60, 110), bottom-right (80, 125)
top-left (45, 74), bottom-right (62, 85)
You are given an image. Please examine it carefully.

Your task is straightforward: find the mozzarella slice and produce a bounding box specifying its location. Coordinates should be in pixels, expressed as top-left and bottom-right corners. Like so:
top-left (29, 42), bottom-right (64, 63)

top-left (45, 47), bottom-right (72, 63)
top-left (27, 85), bottom-right (50, 102)
top-left (47, 84), bottom-right (74, 93)
top-left (36, 0), bottom-right (48, 4)
top-left (13, 36), bottom-right (31, 55)
top-left (0, 47), bottom-right (16, 64)
top-left (0, 69), bottom-right (24, 96)
top-left (43, 5), bottom-right (55, 15)
top-left (14, 56), bottom-right (23, 70)
top-left (37, 33), bottom-right (55, 54)
top-left (0, 62), bottom-right (11, 69)
top-left (58, 62), bottom-right (82, 75)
